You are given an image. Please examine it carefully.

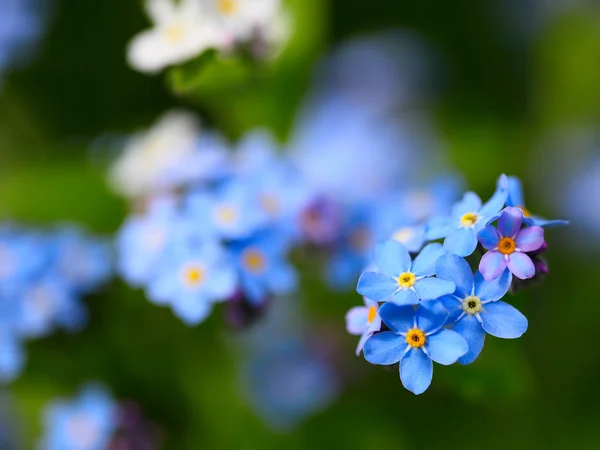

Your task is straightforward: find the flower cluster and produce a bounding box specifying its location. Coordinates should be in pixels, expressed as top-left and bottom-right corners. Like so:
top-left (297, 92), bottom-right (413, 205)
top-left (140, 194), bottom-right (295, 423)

top-left (0, 225), bottom-right (111, 382)
top-left (127, 0), bottom-right (289, 73)
top-left (347, 174), bottom-right (567, 394)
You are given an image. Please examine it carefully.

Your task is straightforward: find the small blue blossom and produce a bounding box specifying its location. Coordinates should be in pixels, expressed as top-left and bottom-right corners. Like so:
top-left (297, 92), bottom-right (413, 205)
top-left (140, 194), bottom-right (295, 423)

top-left (38, 384), bottom-right (118, 450)
top-left (363, 303), bottom-right (468, 394)
top-left (230, 231), bottom-right (298, 305)
top-left (425, 174), bottom-right (509, 256)
top-left (345, 297), bottom-right (381, 355)
top-left (357, 239), bottom-right (455, 305)
top-left (506, 175), bottom-right (569, 228)
top-left (435, 254), bottom-right (528, 364)
top-left (0, 328), bottom-right (24, 383)
top-left (147, 238), bottom-right (237, 325)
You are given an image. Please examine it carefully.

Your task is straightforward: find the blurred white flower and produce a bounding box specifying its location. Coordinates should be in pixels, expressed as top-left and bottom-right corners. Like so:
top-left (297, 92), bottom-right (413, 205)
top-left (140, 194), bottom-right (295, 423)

top-left (127, 0), bottom-right (216, 73)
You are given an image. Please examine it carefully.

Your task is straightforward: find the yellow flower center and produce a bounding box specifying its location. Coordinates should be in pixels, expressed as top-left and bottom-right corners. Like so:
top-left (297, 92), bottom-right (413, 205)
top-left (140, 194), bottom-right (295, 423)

top-left (460, 212), bottom-right (479, 227)
top-left (218, 0), bottom-right (238, 14)
top-left (406, 328), bottom-right (426, 348)
top-left (242, 248), bottom-right (266, 273)
top-left (498, 237), bottom-right (516, 255)
top-left (183, 265), bottom-right (206, 287)
top-left (462, 295), bottom-right (483, 315)
top-left (367, 305), bottom-right (377, 324)
top-left (517, 205), bottom-right (532, 218)
top-left (216, 205), bottom-right (238, 224)
top-left (392, 227), bottom-right (414, 244)
top-left (164, 23), bottom-right (185, 44)
top-left (397, 272), bottom-right (416, 289)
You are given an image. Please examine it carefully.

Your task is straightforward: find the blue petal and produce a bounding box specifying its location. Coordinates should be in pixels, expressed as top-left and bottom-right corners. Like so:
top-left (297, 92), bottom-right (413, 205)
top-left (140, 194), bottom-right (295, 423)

top-left (438, 295), bottom-right (463, 324)
top-left (507, 176), bottom-right (525, 207)
top-left (416, 303), bottom-right (447, 334)
top-left (530, 217), bottom-right (570, 228)
top-left (425, 216), bottom-right (454, 240)
top-left (390, 289), bottom-right (419, 306)
top-left (425, 328), bottom-right (469, 365)
top-left (363, 331), bottom-right (406, 365)
top-left (357, 272), bottom-right (397, 301)
top-left (414, 277), bottom-right (456, 301)
top-left (172, 294), bottom-right (212, 326)
top-left (443, 227), bottom-right (477, 257)
top-left (479, 174), bottom-right (508, 216)
top-left (474, 270), bottom-right (512, 302)
top-left (477, 225), bottom-right (501, 250)
top-left (411, 243), bottom-right (445, 277)
top-left (481, 301), bottom-right (528, 338)
top-left (498, 207), bottom-right (523, 238)
top-left (374, 240), bottom-right (411, 277)
top-left (400, 348), bottom-right (433, 395)
top-left (378, 303), bottom-right (415, 334)
top-left (435, 254), bottom-right (474, 298)
top-left (452, 315), bottom-right (486, 364)
top-left (451, 192), bottom-right (482, 218)
top-left (507, 252), bottom-right (536, 280)
top-left (345, 306), bottom-right (369, 335)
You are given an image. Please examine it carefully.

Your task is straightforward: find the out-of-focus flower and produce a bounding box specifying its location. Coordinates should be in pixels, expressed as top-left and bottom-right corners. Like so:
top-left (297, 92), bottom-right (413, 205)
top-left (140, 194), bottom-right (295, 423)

top-left (436, 254), bottom-right (527, 364)
top-left (109, 110), bottom-right (227, 199)
top-left (345, 297), bottom-right (381, 356)
top-left (506, 176), bottom-right (569, 227)
top-left (127, 0), bottom-right (216, 73)
top-left (231, 231), bottom-right (297, 305)
top-left (477, 207), bottom-right (545, 281)
top-left (0, 328), bottom-right (25, 382)
top-left (38, 384), bottom-right (118, 450)
top-left (363, 303), bottom-right (468, 395)
top-left (357, 240), bottom-right (455, 305)
top-left (147, 238), bottom-right (237, 325)
top-left (426, 174), bottom-right (509, 257)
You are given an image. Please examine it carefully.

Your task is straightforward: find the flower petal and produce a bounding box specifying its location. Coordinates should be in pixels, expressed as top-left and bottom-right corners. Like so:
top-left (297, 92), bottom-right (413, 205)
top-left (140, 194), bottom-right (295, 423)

top-left (507, 252), bottom-right (536, 280)
top-left (452, 315), bottom-right (486, 364)
top-left (363, 331), bottom-right (406, 365)
top-left (356, 330), bottom-right (374, 356)
top-left (435, 254), bottom-right (474, 298)
top-left (400, 348), bottom-right (433, 395)
top-left (414, 277), bottom-right (456, 301)
top-left (451, 192), bottom-right (482, 218)
top-left (479, 251), bottom-right (508, 281)
top-left (425, 329), bottom-right (468, 365)
top-left (515, 226), bottom-right (545, 252)
top-left (411, 243), bottom-right (445, 277)
top-left (357, 272), bottom-right (397, 301)
top-left (438, 295), bottom-right (463, 324)
top-left (172, 294), bottom-right (212, 326)
top-left (390, 288), bottom-right (419, 306)
top-left (481, 301), bottom-right (528, 338)
top-left (507, 175), bottom-right (525, 207)
top-left (498, 207), bottom-right (524, 238)
top-left (474, 270), bottom-right (512, 302)
top-left (477, 225), bottom-right (501, 250)
top-left (479, 174), bottom-right (508, 216)
top-left (416, 303), bottom-right (448, 334)
top-left (425, 216), bottom-right (454, 240)
top-left (373, 239), bottom-right (412, 277)
top-left (378, 303), bottom-right (415, 334)
top-left (443, 227), bottom-right (477, 257)
top-left (530, 217), bottom-right (569, 228)
top-left (345, 306), bottom-right (369, 335)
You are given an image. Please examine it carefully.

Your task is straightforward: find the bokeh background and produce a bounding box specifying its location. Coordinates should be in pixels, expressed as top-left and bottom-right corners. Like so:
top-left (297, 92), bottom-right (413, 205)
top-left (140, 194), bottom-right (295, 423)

top-left (1, 0), bottom-right (600, 448)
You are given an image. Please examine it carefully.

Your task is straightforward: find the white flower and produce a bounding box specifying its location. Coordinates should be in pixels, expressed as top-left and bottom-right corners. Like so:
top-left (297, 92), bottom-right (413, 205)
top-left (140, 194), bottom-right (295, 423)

top-left (109, 110), bottom-right (202, 199)
top-left (127, 0), bottom-right (217, 73)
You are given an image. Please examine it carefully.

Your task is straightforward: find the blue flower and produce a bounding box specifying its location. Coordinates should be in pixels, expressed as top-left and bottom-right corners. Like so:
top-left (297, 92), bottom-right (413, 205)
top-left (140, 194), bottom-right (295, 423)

top-left (363, 303), bottom-right (468, 394)
top-left (356, 240), bottom-right (455, 305)
top-left (147, 238), bottom-right (237, 325)
top-left (230, 231), bottom-right (297, 305)
top-left (345, 297), bottom-right (381, 355)
top-left (425, 174), bottom-right (509, 256)
top-left (38, 384), bottom-right (118, 450)
top-left (435, 254), bottom-right (528, 364)
top-left (506, 175), bottom-right (569, 228)
top-left (0, 328), bottom-right (24, 383)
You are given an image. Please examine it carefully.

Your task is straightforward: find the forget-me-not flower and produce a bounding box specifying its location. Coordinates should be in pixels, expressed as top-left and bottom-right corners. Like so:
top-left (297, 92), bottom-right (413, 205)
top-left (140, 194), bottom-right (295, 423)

top-left (426, 174), bottom-right (509, 256)
top-left (357, 240), bottom-right (455, 305)
top-left (436, 254), bottom-right (527, 364)
top-left (478, 206), bottom-right (545, 280)
top-left (363, 303), bottom-right (468, 394)
top-left (345, 297), bottom-right (381, 356)
top-left (506, 175), bottom-right (569, 227)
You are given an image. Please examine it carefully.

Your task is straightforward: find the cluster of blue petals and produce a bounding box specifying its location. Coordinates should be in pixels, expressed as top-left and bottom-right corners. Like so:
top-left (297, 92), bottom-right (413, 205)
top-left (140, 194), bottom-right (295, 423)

top-left (348, 174), bottom-right (567, 394)
top-left (0, 225), bottom-right (111, 383)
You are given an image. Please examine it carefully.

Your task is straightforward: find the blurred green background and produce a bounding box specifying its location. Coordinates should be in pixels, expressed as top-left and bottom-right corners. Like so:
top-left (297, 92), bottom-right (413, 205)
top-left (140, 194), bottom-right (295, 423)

top-left (1, 0), bottom-right (600, 448)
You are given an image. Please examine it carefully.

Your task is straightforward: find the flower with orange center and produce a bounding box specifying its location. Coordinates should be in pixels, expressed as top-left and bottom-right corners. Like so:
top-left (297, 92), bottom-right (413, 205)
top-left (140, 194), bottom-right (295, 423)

top-left (497, 237), bottom-right (516, 255)
top-left (242, 248), bottom-right (267, 273)
top-left (405, 328), bottom-right (426, 348)
top-left (182, 264), bottom-right (206, 287)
